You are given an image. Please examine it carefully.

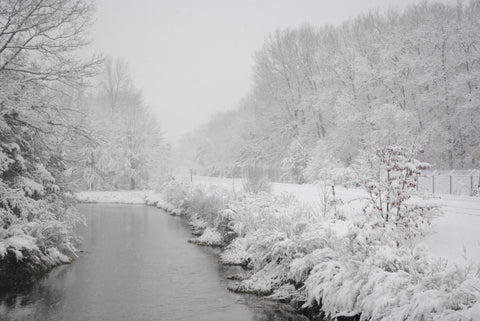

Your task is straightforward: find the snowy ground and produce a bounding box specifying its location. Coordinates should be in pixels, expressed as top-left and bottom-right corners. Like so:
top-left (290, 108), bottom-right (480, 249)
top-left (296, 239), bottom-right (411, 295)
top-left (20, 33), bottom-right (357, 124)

top-left (75, 190), bottom-right (152, 205)
top-left (188, 176), bottom-right (480, 266)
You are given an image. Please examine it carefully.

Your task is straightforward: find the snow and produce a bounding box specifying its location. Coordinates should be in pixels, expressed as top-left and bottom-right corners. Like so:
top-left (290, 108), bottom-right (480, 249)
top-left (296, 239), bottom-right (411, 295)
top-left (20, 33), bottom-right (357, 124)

top-left (35, 163), bottom-right (55, 183)
top-left (189, 176), bottom-right (480, 266)
top-left (75, 190), bottom-right (152, 205)
top-left (17, 177), bottom-right (44, 197)
top-left (189, 227), bottom-right (223, 246)
top-left (0, 234), bottom-right (37, 260)
top-left (76, 178), bottom-right (480, 266)
top-left (75, 179), bottom-right (480, 320)
top-left (219, 237), bottom-right (249, 265)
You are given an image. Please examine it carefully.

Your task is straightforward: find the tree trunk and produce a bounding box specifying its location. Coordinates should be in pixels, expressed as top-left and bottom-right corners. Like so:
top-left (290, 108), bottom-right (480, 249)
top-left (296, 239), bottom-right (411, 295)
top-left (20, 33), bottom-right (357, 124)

top-left (130, 177), bottom-right (135, 190)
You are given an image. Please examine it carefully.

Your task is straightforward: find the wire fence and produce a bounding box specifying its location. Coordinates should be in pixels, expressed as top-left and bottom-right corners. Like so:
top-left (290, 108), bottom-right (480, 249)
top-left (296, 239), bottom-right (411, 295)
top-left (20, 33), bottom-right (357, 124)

top-left (418, 174), bottom-right (480, 196)
top-left (189, 167), bottom-right (480, 197)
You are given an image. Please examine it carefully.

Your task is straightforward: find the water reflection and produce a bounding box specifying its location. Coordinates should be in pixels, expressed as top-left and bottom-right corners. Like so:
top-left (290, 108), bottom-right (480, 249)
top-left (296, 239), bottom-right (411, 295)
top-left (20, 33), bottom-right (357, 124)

top-left (0, 204), bottom-right (309, 321)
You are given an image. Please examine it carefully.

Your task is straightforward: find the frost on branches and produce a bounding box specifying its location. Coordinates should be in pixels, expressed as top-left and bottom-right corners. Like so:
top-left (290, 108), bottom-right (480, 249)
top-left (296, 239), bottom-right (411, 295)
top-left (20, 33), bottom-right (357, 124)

top-left (0, 112), bottom-right (83, 290)
top-left (355, 146), bottom-right (438, 245)
top-left (0, 0), bottom-right (96, 289)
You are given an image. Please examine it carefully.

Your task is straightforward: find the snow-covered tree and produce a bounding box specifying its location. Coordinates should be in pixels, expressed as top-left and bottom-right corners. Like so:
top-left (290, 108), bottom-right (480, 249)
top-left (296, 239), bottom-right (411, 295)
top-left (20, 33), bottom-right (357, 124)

top-left (70, 59), bottom-right (170, 190)
top-left (354, 146), bottom-right (437, 245)
top-left (0, 0), bottom-right (98, 285)
top-left (179, 1), bottom-right (480, 178)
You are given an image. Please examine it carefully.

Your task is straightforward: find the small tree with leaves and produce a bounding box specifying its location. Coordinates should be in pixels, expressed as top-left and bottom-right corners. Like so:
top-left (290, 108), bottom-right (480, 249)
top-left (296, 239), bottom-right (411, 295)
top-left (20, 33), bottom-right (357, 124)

top-left (355, 146), bottom-right (437, 245)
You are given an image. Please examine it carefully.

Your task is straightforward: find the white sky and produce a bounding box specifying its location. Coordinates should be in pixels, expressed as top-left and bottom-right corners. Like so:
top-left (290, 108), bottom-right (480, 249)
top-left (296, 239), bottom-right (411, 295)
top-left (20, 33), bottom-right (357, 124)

top-left (90, 0), bottom-right (449, 143)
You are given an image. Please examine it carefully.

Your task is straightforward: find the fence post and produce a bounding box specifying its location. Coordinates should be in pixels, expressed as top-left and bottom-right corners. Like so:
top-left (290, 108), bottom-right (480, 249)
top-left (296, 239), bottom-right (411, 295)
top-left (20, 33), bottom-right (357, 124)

top-left (449, 175), bottom-right (452, 194)
top-left (432, 175), bottom-right (435, 194)
top-left (471, 175), bottom-right (474, 196)
top-left (190, 169), bottom-right (193, 182)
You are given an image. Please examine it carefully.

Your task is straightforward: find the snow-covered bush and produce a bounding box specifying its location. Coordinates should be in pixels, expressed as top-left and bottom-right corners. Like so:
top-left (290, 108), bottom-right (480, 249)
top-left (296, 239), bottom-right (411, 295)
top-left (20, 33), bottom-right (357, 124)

top-left (281, 139), bottom-right (310, 184)
top-left (222, 193), bottom-right (340, 296)
top-left (159, 180), bottom-right (235, 245)
top-left (353, 146), bottom-right (437, 245)
top-left (186, 186), bottom-right (230, 226)
top-left (0, 137), bottom-right (84, 288)
top-left (223, 190), bottom-right (480, 320)
top-left (243, 167), bottom-right (272, 194)
top-left (158, 171), bottom-right (479, 321)
top-left (302, 240), bottom-right (480, 321)
top-left (159, 179), bottom-right (193, 214)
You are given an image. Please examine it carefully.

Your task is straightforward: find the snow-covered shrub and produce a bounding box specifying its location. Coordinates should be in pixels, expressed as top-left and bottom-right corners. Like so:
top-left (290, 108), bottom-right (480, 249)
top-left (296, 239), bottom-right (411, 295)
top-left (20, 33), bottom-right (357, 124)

top-left (159, 180), bottom-right (235, 245)
top-left (188, 227), bottom-right (224, 247)
top-left (186, 185), bottom-right (230, 226)
top-left (281, 139), bottom-right (310, 184)
top-left (156, 177), bottom-right (480, 320)
top-left (304, 143), bottom-right (353, 218)
top-left (159, 179), bottom-right (193, 214)
top-left (315, 165), bottom-right (352, 219)
top-left (243, 167), bottom-right (272, 194)
top-left (0, 138), bottom-right (84, 288)
top-left (353, 146), bottom-right (437, 245)
top-left (304, 141), bottom-right (333, 182)
top-left (224, 192), bottom-right (343, 297)
top-left (302, 240), bottom-right (480, 321)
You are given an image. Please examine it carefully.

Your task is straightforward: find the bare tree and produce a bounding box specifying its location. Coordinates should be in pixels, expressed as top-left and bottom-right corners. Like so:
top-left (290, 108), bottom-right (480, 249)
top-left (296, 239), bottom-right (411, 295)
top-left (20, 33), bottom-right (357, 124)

top-left (100, 57), bottom-right (131, 111)
top-left (0, 0), bottom-right (100, 84)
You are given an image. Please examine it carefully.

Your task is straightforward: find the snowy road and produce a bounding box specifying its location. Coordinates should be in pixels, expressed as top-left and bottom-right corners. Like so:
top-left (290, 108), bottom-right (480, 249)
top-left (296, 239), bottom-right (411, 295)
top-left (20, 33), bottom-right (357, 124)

top-left (191, 176), bottom-right (480, 265)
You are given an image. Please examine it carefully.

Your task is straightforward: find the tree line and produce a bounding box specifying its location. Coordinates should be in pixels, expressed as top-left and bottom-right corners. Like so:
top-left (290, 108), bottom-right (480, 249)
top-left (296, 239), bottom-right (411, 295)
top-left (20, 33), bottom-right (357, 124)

top-left (179, 0), bottom-right (480, 183)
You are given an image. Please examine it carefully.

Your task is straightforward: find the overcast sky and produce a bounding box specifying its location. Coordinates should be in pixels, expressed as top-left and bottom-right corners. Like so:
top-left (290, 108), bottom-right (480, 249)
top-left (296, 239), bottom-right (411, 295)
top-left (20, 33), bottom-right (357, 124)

top-left (90, 0), bottom-right (449, 143)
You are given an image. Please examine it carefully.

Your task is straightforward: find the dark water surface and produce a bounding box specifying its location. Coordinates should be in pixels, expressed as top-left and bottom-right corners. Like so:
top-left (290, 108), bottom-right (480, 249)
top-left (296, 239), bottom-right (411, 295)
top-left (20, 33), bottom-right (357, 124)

top-left (0, 204), bottom-right (307, 321)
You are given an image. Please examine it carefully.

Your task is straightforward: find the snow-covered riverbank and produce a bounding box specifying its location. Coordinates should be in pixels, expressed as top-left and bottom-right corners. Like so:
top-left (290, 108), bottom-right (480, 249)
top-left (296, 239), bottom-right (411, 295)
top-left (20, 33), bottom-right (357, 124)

top-left (185, 175), bottom-right (480, 267)
top-left (76, 179), bottom-right (480, 320)
top-left (76, 190), bottom-right (152, 205)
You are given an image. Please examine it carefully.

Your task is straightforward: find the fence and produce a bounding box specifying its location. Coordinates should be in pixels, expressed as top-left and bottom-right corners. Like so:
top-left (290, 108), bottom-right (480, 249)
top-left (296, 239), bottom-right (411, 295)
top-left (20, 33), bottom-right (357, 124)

top-left (418, 174), bottom-right (480, 196)
top-left (193, 165), bottom-right (283, 183)
top-left (189, 167), bottom-right (480, 197)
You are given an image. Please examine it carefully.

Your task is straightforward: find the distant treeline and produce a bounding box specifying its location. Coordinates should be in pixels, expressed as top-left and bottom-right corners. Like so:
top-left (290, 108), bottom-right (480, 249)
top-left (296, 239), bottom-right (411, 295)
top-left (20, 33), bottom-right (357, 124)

top-left (178, 0), bottom-right (480, 183)
top-left (69, 58), bottom-right (171, 191)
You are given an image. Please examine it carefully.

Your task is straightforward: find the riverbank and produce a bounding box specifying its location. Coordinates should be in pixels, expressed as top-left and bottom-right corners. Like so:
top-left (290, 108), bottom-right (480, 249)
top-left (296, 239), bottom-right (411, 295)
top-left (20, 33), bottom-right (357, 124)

top-left (0, 200), bottom-right (80, 292)
top-left (0, 249), bottom-right (72, 292)
top-left (76, 183), bottom-right (480, 321)
top-left (3, 204), bottom-right (310, 321)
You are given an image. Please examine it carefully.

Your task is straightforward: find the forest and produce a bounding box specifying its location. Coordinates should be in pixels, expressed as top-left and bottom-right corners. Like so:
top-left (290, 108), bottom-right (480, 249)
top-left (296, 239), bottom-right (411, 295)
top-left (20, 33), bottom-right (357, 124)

top-left (178, 0), bottom-right (480, 183)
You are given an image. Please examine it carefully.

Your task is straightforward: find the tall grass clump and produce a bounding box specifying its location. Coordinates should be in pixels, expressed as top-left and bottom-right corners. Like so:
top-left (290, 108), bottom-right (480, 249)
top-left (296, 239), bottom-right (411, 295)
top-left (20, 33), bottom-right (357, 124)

top-left (159, 179), bottom-right (193, 214)
top-left (186, 186), bottom-right (230, 226)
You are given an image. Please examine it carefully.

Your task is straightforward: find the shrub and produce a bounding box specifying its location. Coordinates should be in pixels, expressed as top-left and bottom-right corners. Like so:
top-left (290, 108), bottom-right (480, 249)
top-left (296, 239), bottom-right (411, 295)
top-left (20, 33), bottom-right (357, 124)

top-left (186, 186), bottom-right (229, 226)
top-left (243, 167), bottom-right (272, 194)
top-left (159, 178), bottom-right (192, 212)
top-left (353, 146), bottom-right (438, 245)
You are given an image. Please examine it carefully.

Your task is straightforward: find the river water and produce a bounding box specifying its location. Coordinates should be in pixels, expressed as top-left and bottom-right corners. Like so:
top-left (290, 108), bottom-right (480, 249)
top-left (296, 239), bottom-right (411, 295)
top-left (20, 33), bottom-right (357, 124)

top-left (0, 204), bottom-right (308, 321)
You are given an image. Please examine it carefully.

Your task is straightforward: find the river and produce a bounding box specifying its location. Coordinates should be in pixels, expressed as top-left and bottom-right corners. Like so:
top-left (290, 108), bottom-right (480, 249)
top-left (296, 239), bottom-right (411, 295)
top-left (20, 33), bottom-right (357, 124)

top-left (0, 204), bottom-right (309, 321)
